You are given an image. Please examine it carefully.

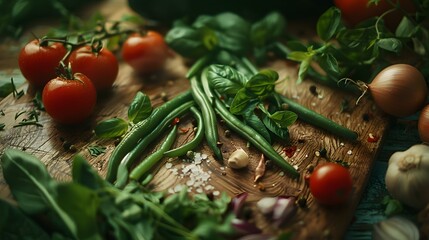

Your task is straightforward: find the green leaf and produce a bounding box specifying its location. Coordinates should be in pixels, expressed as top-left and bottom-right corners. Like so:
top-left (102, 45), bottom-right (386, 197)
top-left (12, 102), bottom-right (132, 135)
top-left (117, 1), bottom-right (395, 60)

top-left (0, 149), bottom-right (78, 238)
top-left (377, 38), bottom-right (402, 53)
top-left (243, 112), bottom-right (271, 143)
top-left (56, 183), bottom-right (101, 240)
top-left (395, 17), bottom-right (417, 38)
top-left (297, 58), bottom-right (311, 84)
top-left (128, 91), bottom-right (152, 124)
top-left (229, 88), bottom-right (258, 114)
top-left (0, 198), bottom-right (50, 239)
top-left (88, 145), bottom-right (107, 157)
top-left (207, 64), bottom-right (248, 95)
top-left (270, 110), bottom-right (298, 128)
top-left (94, 118), bottom-right (128, 139)
top-left (287, 51), bottom-right (309, 62)
top-left (317, 7), bottom-right (342, 42)
top-left (165, 26), bottom-right (208, 59)
top-left (319, 53), bottom-right (340, 75)
top-left (245, 69), bottom-right (278, 96)
top-left (193, 12), bottom-right (251, 55)
top-left (263, 115), bottom-right (290, 141)
top-left (72, 154), bottom-right (106, 190)
top-left (250, 11), bottom-right (286, 47)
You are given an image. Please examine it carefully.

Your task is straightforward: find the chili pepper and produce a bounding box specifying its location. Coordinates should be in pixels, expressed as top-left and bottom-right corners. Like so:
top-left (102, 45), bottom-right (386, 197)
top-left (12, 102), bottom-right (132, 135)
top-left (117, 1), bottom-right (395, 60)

top-left (214, 97), bottom-right (299, 178)
top-left (105, 90), bottom-right (192, 183)
top-left (190, 76), bottom-right (223, 160)
top-left (164, 106), bottom-right (204, 158)
top-left (129, 125), bottom-right (178, 181)
top-left (114, 100), bottom-right (194, 188)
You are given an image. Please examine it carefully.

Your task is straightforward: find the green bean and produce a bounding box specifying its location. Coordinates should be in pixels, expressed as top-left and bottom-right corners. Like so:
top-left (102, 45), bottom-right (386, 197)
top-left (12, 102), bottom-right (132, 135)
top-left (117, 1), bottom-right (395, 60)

top-left (190, 76), bottom-right (223, 160)
top-left (164, 107), bottom-right (204, 158)
top-left (130, 125), bottom-right (178, 181)
top-left (278, 95), bottom-right (358, 141)
top-left (114, 101), bottom-right (194, 188)
top-left (106, 90), bottom-right (192, 183)
top-left (214, 97), bottom-right (300, 178)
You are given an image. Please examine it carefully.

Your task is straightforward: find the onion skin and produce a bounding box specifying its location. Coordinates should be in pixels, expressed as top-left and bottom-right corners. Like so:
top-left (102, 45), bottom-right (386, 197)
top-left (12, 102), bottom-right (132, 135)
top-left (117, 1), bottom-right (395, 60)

top-left (368, 64), bottom-right (427, 117)
top-left (419, 104), bottom-right (429, 144)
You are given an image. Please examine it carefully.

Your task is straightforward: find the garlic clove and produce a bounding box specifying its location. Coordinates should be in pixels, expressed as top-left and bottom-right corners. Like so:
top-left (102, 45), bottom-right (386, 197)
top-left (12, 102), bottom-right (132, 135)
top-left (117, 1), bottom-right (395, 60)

top-left (373, 216), bottom-right (419, 240)
top-left (227, 148), bottom-right (249, 169)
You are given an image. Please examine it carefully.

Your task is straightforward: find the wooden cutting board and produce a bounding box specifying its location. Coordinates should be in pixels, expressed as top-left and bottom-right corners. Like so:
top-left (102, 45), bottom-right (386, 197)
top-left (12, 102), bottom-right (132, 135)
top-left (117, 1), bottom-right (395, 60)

top-left (0, 1), bottom-right (392, 239)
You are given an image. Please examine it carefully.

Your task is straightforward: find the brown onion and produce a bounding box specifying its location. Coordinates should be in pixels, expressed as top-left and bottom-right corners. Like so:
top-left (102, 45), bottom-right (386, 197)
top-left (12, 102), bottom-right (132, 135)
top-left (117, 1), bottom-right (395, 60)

top-left (350, 64), bottom-right (428, 117)
top-left (419, 104), bottom-right (429, 143)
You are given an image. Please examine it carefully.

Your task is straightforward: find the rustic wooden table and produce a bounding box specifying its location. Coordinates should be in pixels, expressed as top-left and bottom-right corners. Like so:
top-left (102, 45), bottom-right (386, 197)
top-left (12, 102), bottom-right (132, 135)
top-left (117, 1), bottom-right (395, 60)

top-left (0, 0), bottom-right (423, 239)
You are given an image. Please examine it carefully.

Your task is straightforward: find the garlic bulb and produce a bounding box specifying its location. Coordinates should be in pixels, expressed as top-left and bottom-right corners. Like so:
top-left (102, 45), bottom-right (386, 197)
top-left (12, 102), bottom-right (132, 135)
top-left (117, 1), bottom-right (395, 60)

top-left (385, 144), bottom-right (429, 209)
top-left (373, 216), bottom-right (419, 240)
top-left (228, 148), bottom-right (249, 169)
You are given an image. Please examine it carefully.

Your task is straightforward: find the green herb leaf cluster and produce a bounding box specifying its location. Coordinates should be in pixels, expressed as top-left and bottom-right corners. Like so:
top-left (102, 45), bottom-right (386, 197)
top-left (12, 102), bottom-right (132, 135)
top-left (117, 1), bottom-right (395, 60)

top-left (0, 149), bottom-right (235, 240)
top-left (287, 4), bottom-right (429, 86)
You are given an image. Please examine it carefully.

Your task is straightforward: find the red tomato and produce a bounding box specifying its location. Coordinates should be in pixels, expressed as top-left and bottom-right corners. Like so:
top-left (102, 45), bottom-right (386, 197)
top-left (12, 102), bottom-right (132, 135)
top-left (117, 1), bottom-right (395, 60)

top-left (334, 0), bottom-right (416, 30)
top-left (18, 39), bottom-right (67, 89)
top-left (309, 162), bottom-right (353, 205)
top-left (69, 45), bottom-right (119, 92)
top-left (121, 31), bottom-right (169, 74)
top-left (42, 73), bottom-right (97, 125)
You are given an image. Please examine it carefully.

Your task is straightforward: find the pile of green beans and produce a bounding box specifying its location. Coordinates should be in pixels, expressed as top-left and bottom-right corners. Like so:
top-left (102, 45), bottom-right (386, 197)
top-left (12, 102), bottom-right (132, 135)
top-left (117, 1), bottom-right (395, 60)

top-left (106, 90), bottom-right (192, 183)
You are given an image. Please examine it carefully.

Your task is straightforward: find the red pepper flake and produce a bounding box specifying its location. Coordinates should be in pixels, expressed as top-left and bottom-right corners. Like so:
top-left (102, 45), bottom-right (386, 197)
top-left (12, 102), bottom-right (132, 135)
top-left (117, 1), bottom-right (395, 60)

top-left (179, 127), bottom-right (190, 133)
top-left (283, 145), bottom-right (297, 158)
top-left (367, 133), bottom-right (380, 143)
top-left (171, 117), bottom-right (180, 126)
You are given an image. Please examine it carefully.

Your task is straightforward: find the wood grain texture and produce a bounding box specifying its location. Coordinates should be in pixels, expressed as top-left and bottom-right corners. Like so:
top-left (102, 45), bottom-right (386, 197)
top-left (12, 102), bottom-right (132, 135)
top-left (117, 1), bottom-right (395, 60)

top-left (0, 1), bottom-right (392, 239)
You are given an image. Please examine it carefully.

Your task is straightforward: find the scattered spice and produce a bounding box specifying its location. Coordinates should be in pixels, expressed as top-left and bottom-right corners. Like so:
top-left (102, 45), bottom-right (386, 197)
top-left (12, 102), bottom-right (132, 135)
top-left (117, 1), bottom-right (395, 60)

top-left (297, 197), bottom-right (307, 208)
top-left (179, 127), bottom-right (190, 133)
top-left (367, 133), bottom-right (380, 143)
top-left (224, 129), bottom-right (231, 137)
top-left (283, 145), bottom-right (297, 158)
top-left (309, 85), bottom-right (318, 96)
top-left (0, 123), bottom-right (5, 130)
top-left (362, 113), bottom-right (372, 121)
top-left (340, 99), bottom-right (351, 113)
top-left (254, 154), bottom-right (266, 183)
top-left (171, 117), bottom-right (180, 125)
top-left (256, 182), bottom-right (266, 191)
top-left (88, 145), bottom-right (106, 157)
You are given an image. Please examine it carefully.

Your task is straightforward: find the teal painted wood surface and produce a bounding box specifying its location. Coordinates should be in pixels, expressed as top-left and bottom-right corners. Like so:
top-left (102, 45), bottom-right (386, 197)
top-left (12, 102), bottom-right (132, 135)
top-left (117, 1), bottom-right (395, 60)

top-left (345, 118), bottom-right (421, 239)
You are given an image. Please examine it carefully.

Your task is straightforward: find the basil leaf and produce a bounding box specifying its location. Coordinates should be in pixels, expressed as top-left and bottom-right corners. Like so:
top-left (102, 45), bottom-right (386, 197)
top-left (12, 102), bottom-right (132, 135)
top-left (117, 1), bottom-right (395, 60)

top-left (56, 183), bottom-right (101, 239)
top-left (72, 154), bottom-right (106, 190)
top-left (377, 38), bottom-right (403, 53)
top-left (0, 198), bottom-right (50, 239)
top-left (317, 7), bottom-right (342, 42)
top-left (207, 64), bottom-right (248, 95)
top-left (0, 149), bottom-right (78, 238)
top-left (94, 118), bottom-right (128, 139)
top-left (287, 51), bottom-right (309, 62)
top-left (128, 91), bottom-right (152, 124)
top-left (251, 11), bottom-right (286, 47)
top-left (262, 115), bottom-right (290, 141)
top-left (245, 69), bottom-right (278, 96)
top-left (270, 110), bottom-right (298, 128)
top-left (165, 26), bottom-right (208, 59)
top-left (194, 12), bottom-right (251, 55)
top-left (229, 88), bottom-right (258, 115)
top-left (243, 112), bottom-right (271, 143)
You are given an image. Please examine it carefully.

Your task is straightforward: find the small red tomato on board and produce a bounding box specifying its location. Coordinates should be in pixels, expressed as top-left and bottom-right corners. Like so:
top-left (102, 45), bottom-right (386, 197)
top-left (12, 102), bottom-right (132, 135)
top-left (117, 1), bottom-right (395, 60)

top-left (121, 31), bottom-right (169, 74)
top-left (42, 73), bottom-right (97, 125)
top-left (18, 39), bottom-right (67, 89)
top-left (334, 0), bottom-right (416, 30)
top-left (309, 162), bottom-right (353, 206)
top-left (69, 45), bottom-right (119, 92)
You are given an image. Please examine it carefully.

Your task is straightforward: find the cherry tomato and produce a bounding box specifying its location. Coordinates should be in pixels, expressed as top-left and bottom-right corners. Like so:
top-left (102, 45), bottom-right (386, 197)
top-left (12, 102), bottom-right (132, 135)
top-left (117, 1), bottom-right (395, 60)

top-left (42, 73), bottom-right (97, 125)
top-left (18, 39), bottom-right (67, 89)
top-left (334, 0), bottom-right (416, 30)
top-left (121, 31), bottom-right (169, 74)
top-left (69, 45), bottom-right (119, 92)
top-left (309, 162), bottom-right (353, 205)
